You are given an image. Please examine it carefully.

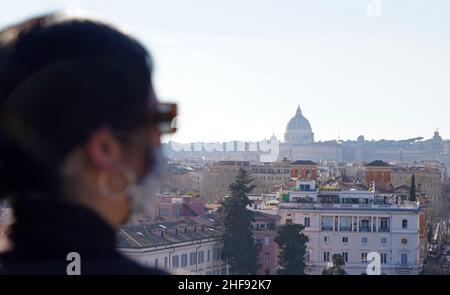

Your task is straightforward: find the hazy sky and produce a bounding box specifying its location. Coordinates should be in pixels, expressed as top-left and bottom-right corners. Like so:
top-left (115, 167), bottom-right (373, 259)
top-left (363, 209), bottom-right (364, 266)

top-left (1, 0), bottom-right (449, 143)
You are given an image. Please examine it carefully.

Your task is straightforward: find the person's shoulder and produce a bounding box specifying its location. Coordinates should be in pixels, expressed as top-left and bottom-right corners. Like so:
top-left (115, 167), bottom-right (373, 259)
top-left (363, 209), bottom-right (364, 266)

top-left (87, 253), bottom-right (171, 275)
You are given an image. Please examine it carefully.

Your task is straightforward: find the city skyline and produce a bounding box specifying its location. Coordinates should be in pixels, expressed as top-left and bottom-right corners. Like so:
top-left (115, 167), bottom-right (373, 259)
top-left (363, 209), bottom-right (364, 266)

top-left (1, 0), bottom-right (449, 143)
top-left (165, 104), bottom-right (446, 144)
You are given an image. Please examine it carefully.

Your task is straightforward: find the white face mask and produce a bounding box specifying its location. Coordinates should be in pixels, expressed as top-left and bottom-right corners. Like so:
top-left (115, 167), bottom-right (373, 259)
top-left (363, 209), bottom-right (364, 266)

top-left (128, 148), bottom-right (166, 221)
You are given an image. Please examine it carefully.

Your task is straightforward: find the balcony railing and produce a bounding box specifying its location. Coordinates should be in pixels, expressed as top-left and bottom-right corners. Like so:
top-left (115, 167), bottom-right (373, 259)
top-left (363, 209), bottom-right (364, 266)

top-left (321, 226), bottom-right (333, 231)
top-left (339, 226), bottom-right (352, 232)
top-left (279, 203), bottom-right (418, 210)
top-left (378, 227), bottom-right (390, 232)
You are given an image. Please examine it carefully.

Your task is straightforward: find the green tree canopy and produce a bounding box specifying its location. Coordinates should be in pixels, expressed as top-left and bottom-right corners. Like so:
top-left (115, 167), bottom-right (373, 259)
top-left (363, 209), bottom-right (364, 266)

top-left (322, 254), bottom-right (347, 275)
top-left (274, 223), bottom-right (309, 275)
top-left (218, 168), bottom-right (260, 275)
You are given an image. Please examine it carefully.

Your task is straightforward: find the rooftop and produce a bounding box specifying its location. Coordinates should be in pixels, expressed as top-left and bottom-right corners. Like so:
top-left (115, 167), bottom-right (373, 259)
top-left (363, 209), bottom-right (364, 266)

top-left (291, 160), bottom-right (318, 166)
top-left (365, 160), bottom-right (391, 167)
top-left (117, 214), bottom-right (222, 249)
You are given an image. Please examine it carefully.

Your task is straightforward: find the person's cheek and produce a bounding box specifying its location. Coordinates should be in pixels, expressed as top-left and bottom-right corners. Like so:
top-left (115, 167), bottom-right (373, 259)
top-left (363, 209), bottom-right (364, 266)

top-left (149, 127), bottom-right (161, 147)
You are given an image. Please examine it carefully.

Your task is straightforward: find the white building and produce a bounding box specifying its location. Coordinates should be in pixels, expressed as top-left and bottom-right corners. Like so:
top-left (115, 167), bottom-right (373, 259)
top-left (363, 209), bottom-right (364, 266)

top-left (278, 180), bottom-right (427, 275)
top-left (117, 215), bottom-right (228, 275)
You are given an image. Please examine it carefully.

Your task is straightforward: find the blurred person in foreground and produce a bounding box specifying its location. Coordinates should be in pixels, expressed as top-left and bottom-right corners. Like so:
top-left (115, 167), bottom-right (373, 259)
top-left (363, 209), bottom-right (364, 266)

top-left (0, 13), bottom-right (176, 275)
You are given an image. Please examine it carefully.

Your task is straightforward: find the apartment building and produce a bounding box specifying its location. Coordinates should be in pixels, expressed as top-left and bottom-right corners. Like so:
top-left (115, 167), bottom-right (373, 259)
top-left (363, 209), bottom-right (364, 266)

top-left (278, 179), bottom-right (427, 275)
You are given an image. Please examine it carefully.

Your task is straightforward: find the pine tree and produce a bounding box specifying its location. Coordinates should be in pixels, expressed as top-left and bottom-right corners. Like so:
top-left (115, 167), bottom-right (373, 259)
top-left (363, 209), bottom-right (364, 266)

top-left (218, 168), bottom-right (260, 275)
top-left (274, 223), bottom-right (309, 275)
top-left (409, 174), bottom-right (416, 202)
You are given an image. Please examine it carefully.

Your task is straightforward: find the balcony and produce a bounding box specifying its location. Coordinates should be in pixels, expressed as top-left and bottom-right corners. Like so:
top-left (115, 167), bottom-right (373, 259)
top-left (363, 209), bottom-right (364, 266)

top-left (378, 227), bottom-right (390, 232)
top-left (321, 226), bottom-right (333, 231)
top-left (339, 226), bottom-right (352, 232)
top-left (359, 227), bottom-right (371, 232)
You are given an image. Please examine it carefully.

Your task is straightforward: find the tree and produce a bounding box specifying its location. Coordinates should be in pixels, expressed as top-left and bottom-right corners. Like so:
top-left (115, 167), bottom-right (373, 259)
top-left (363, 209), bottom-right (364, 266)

top-left (322, 254), bottom-right (347, 275)
top-left (409, 174), bottom-right (416, 202)
top-left (274, 223), bottom-right (309, 275)
top-left (218, 168), bottom-right (260, 275)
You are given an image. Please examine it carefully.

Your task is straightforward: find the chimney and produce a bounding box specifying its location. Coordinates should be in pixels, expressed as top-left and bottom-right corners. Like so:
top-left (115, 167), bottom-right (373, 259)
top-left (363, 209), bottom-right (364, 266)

top-left (202, 225), bottom-right (205, 232)
top-left (160, 231), bottom-right (164, 238)
top-left (175, 228), bottom-right (178, 235)
top-left (184, 227), bottom-right (187, 233)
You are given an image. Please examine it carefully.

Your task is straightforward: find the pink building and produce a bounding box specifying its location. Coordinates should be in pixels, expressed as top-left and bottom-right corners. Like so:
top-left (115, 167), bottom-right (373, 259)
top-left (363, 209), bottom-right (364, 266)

top-left (252, 211), bottom-right (280, 275)
top-left (156, 195), bottom-right (207, 217)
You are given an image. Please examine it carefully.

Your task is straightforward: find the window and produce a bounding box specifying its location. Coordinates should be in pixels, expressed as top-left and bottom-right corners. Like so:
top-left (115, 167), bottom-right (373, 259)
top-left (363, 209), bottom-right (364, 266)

top-left (264, 252), bottom-right (270, 262)
top-left (339, 216), bottom-right (352, 231)
top-left (361, 252), bottom-right (368, 263)
top-left (379, 217), bottom-right (390, 232)
top-left (181, 254), bottom-right (188, 267)
top-left (381, 253), bottom-right (387, 264)
top-left (264, 236), bottom-right (270, 246)
top-left (402, 219), bottom-right (408, 229)
top-left (321, 216), bottom-right (334, 231)
top-left (164, 257), bottom-right (168, 270)
top-left (159, 208), bottom-right (169, 216)
top-left (304, 217), bottom-right (310, 228)
top-left (323, 251), bottom-right (330, 262)
top-left (359, 217), bottom-right (371, 232)
top-left (401, 253), bottom-right (408, 266)
top-left (198, 250), bottom-right (205, 264)
top-left (286, 218), bottom-right (293, 224)
top-left (172, 255), bottom-right (179, 268)
top-left (342, 252), bottom-right (348, 263)
top-left (342, 237), bottom-right (349, 243)
top-left (324, 236), bottom-right (329, 243)
top-left (299, 184), bottom-right (311, 191)
top-left (207, 249), bottom-right (211, 262)
top-left (190, 252), bottom-right (197, 266)
top-left (213, 248), bottom-right (220, 261)
top-left (362, 237), bottom-right (368, 244)
top-left (154, 258), bottom-right (159, 269)
top-left (381, 237), bottom-right (387, 244)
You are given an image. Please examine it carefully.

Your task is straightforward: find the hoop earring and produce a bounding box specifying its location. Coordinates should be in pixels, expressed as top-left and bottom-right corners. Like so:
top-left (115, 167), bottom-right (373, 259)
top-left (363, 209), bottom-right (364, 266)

top-left (98, 166), bottom-right (136, 200)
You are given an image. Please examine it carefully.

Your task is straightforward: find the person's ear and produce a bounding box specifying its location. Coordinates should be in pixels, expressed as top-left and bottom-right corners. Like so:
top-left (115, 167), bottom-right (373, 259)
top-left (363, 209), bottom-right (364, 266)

top-left (86, 127), bottom-right (123, 171)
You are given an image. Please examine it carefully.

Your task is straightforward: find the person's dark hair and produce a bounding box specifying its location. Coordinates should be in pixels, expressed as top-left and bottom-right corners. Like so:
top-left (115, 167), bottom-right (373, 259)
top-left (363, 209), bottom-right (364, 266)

top-left (0, 14), bottom-right (155, 202)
